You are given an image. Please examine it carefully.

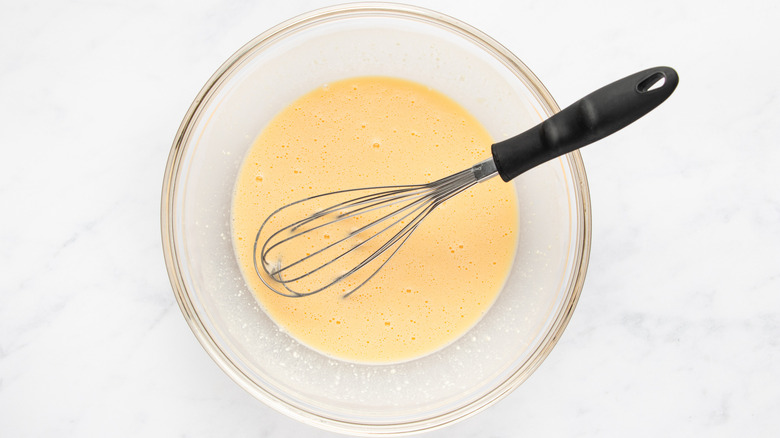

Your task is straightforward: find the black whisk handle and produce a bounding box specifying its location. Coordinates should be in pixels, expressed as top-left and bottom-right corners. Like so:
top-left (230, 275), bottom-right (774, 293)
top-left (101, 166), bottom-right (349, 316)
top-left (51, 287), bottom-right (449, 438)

top-left (491, 66), bottom-right (678, 182)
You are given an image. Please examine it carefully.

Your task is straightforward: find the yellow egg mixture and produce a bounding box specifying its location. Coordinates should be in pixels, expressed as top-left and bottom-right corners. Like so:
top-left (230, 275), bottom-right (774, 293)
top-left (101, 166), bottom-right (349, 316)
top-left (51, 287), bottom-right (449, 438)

top-left (232, 77), bottom-right (518, 363)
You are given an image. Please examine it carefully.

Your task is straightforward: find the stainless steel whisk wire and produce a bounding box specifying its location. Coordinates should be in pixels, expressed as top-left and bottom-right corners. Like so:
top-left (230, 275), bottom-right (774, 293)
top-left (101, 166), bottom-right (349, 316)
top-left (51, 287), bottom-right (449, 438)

top-left (253, 159), bottom-right (497, 297)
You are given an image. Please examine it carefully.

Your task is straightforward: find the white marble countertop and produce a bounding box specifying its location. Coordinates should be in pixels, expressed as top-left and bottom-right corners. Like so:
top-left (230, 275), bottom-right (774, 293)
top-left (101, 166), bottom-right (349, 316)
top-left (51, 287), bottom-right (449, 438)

top-left (2, 0), bottom-right (779, 436)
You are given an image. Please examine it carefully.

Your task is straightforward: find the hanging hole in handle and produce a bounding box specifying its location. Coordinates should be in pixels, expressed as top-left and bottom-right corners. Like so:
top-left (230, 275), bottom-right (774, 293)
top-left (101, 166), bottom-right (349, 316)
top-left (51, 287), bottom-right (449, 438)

top-left (636, 72), bottom-right (666, 93)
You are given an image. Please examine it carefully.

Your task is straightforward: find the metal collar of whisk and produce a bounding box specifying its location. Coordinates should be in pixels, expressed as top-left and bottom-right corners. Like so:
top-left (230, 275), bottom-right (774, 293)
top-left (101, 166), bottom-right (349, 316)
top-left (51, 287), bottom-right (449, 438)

top-left (471, 158), bottom-right (498, 182)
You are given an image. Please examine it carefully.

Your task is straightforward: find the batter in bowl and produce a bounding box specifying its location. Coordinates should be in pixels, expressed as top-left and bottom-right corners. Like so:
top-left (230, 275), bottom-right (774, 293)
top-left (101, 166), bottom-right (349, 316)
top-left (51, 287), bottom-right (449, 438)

top-left (232, 77), bottom-right (518, 363)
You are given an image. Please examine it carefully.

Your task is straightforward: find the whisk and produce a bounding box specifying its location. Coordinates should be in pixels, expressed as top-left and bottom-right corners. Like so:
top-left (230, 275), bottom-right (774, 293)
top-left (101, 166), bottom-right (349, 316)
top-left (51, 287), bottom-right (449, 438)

top-left (253, 66), bottom-right (678, 297)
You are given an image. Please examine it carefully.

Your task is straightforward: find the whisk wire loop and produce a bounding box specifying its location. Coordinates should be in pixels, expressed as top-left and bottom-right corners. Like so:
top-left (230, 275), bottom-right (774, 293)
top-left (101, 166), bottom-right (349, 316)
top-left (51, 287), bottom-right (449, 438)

top-left (253, 163), bottom-right (486, 297)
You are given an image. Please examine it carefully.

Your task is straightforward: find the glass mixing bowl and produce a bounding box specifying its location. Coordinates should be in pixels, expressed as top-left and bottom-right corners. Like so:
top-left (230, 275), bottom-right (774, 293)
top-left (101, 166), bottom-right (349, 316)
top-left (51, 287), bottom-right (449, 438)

top-left (161, 3), bottom-right (591, 435)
